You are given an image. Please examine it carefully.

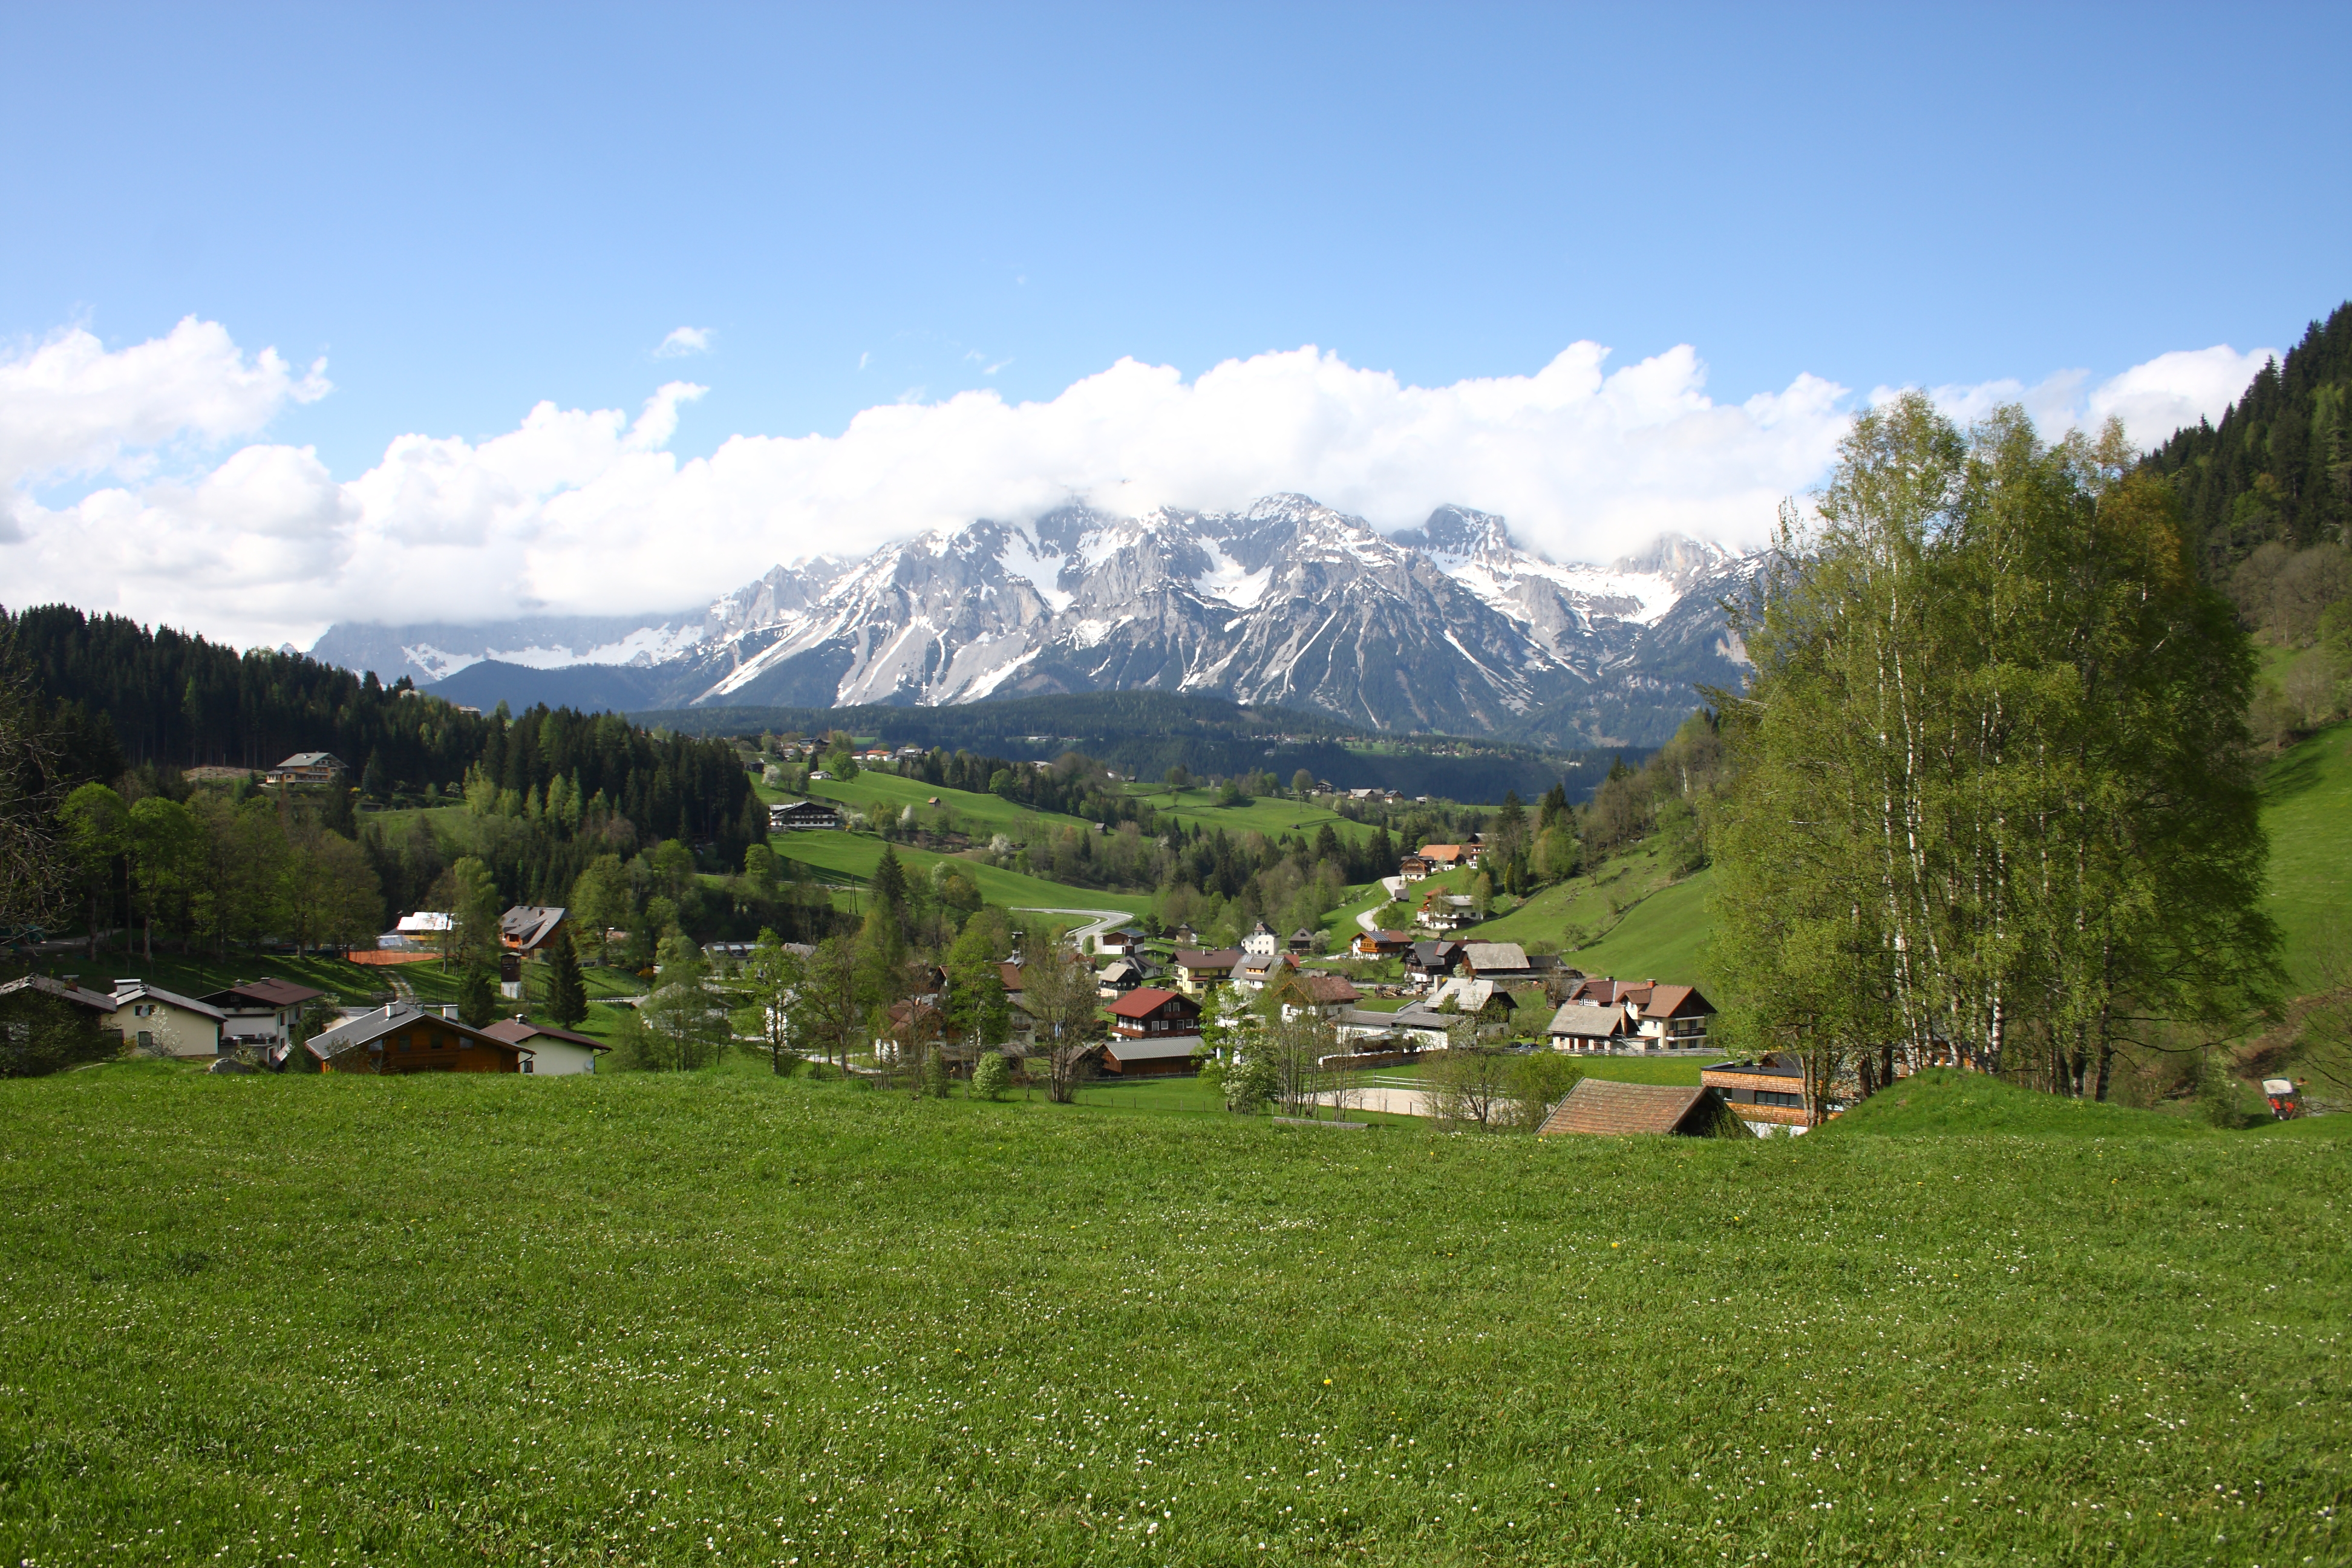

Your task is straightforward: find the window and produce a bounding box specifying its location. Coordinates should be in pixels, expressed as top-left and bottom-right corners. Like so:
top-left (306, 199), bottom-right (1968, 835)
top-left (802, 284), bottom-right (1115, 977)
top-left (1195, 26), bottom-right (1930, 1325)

top-left (1756, 1089), bottom-right (1803, 1108)
top-left (136, 1030), bottom-right (153, 1050)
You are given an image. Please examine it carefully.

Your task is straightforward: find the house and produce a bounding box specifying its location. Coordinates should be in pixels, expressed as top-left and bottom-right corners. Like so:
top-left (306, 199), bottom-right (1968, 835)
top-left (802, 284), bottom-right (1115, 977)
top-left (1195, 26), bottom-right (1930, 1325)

top-left (1095, 926), bottom-right (1143, 955)
top-left (1701, 1054), bottom-right (1811, 1133)
top-left (264, 751), bottom-right (347, 787)
top-left (305, 1003), bottom-right (528, 1074)
top-left (1095, 956), bottom-right (1152, 998)
top-left (769, 798), bottom-right (844, 832)
top-left (1557, 976), bottom-right (1717, 1050)
top-left (1234, 952), bottom-right (1296, 993)
top-left (200, 978), bottom-right (325, 1050)
top-left (1546, 998), bottom-right (1638, 1050)
top-left (394, 911), bottom-right (453, 939)
top-left (998, 960), bottom-right (1028, 998)
top-left (1272, 972), bottom-right (1359, 1021)
top-left (1537, 1078), bottom-right (1737, 1137)
top-left (1398, 854), bottom-right (1431, 881)
top-left (1415, 894), bottom-right (1476, 932)
top-left (1351, 928), bottom-right (1414, 958)
top-left (1169, 948), bottom-right (1243, 995)
top-left (1287, 927), bottom-right (1316, 954)
top-left (498, 905), bottom-right (569, 958)
top-left (1108, 986), bottom-right (1203, 1037)
top-left (1405, 939), bottom-right (1463, 985)
top-left (0, 974), bottom-right (120, 1023)
top-left (1240, 921), bottom-right (1281, 958)
top-left (1417, 843), bottom-right (1468, 871)
top-left (1426, 975), bottom-right (1519, 1029)
top-left (478, 1016), bottom-right (610, 1075)
top-left (108, 981), bottom-right (226, 1058)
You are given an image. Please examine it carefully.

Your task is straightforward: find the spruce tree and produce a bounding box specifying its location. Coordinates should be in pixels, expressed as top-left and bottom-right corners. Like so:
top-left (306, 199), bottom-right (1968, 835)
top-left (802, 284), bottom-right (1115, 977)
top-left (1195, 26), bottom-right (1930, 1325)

top-left (457, 964), bottom-right (497, 1028)
top-left (546, 930), bottom-right (589, 1028)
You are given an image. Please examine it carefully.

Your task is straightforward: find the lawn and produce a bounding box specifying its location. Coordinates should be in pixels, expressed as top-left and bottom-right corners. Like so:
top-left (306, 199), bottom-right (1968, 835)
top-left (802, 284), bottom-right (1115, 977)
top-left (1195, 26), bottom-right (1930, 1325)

top-left (769, 829), bottom-right (1152, 917)
top-left (2, 1068), bottom-right (2344, 1566)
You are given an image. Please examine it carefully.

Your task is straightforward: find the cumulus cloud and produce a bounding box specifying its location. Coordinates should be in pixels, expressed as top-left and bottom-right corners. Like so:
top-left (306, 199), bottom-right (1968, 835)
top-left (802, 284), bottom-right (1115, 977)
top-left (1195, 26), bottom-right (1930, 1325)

top-left (0, 316), bottom-right (328, 491)
top-left (1893, 343), bottom-right (2274, 449)
top-left (654, 325), bottom-right (714, 358)
top-left (0, 317), bottom-right (2272, 650)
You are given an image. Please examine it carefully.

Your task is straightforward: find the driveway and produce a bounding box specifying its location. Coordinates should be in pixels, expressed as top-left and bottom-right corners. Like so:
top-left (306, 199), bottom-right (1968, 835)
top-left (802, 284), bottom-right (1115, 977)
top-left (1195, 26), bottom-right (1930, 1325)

top-left (1354, 876), bottom-right (1408, 933)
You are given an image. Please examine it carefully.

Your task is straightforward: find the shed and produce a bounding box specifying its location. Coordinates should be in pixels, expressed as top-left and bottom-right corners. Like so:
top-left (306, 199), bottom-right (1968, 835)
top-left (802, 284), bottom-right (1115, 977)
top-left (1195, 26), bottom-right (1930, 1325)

top-left (1091, 1034), bottom-right (1202, 1077)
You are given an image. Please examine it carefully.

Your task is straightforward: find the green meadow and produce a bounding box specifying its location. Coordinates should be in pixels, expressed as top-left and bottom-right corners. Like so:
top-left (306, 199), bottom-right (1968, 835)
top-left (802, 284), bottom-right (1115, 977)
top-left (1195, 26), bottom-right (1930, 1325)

top-left (768, 828), bottom-right (1151, 918)
top-left (783, 769), bottom-right (1099, 842)
top-left (2, 1063), bottom-right (2344, 1566)
top-left (1121, 783), bottom-right (1381, 844)
top-left (2258, 717), bottom-right (2352, 988)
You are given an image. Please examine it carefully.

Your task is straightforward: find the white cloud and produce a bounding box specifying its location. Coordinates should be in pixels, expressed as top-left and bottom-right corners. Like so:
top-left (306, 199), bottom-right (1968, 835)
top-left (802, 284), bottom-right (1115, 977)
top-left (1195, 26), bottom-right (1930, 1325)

top-left (1895, 342), bottom-right (2275, 449)
top-left (653, 325), bottom-right (714, 358)
top-left (0, 318), bottom-right (2272, 651)
top-left (0, 316), bottom-right (328, 491)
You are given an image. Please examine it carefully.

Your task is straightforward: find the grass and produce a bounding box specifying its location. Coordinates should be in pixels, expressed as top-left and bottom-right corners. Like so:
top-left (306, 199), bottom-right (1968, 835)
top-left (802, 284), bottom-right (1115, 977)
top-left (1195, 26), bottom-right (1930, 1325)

top-left (1120, 783), bottom-right (1379, 844)
top-left (2, 1067), bottom-right (2345, 1566)
top-left (770, 829), bottom-right (1151, 917)
top-left (781, 769), bottom-right (1098, 843)
top-left (2259, 717), bottom-right (2352, 991)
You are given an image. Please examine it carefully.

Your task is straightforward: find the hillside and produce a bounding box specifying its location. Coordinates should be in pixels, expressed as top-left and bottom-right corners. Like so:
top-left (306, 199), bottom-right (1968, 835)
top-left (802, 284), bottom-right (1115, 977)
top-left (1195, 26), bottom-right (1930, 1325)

top-left (2, 1069), bottom-right (2342, 1564)
top-left (2260, 717), bottom-right (2352, 989)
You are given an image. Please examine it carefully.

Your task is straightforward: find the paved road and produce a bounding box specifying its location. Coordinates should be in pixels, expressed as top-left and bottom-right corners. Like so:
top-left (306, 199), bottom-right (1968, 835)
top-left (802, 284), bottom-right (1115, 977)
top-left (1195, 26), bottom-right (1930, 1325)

top-left (1354, 876), bottom-right (1408, 934)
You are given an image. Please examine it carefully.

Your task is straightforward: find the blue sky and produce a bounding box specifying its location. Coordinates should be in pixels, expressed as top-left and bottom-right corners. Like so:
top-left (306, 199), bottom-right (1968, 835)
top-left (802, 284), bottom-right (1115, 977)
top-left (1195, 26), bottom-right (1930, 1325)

top-left (2, 2), bottom-right (2345, 642)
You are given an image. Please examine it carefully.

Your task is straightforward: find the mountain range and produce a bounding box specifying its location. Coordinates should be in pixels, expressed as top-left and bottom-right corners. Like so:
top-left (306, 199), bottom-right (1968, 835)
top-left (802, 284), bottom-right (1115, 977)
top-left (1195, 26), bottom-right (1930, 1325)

top-left (310, 496), bottom-right (1757, 749)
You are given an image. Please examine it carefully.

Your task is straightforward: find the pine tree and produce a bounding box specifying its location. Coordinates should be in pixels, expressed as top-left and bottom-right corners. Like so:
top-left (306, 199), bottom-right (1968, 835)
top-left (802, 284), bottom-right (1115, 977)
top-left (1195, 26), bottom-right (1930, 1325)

top-left (457, 965), bottom-right (497, 1028)
top-left (545, 930), bottom-right (588, 1028)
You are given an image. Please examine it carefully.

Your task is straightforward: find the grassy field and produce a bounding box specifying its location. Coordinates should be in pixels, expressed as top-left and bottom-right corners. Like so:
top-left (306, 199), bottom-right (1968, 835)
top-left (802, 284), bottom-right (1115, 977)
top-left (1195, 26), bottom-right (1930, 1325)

top-left (2259, 717), bottom-right (2351, 990)
top-left (769, 829), bottom-right (1152, 918)
top-left (1122, 783), bottom-right (1379, 844)
top-left (782, 769), bottom-right (1099, 842)
top-left (2, 1065), bottom-right (2344, 1566)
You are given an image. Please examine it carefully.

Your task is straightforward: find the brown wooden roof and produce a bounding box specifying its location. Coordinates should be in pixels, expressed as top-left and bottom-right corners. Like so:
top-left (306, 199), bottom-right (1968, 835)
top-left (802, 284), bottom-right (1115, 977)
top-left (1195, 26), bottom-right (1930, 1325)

top-left (1108, 987), bottom-right (1194, 1019)
top-left (1538, 1078), bottom-right (1715, 1136)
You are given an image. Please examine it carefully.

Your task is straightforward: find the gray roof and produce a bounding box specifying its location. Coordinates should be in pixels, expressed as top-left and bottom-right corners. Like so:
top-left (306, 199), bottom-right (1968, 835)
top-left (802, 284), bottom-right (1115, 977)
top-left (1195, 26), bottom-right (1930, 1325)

top-left (304, 1002), bottom-right (522, 1062)
top-left (0, 975), bottom-right (117, 1013)
top-left (500, 906), bottom-right (568, 947)
top-left (1462, 942), bottom-right (1530, 973)
top-left (1547, 1000), bottom-right (1633, 1039)
top-left (1099, 1035), bottom-right (1204, 1062)
top-left (110, 982), bottom-right (226, 1021)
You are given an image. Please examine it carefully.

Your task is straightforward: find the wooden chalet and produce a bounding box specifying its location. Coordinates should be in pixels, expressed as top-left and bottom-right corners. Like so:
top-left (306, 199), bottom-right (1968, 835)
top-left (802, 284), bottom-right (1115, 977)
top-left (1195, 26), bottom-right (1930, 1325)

top-left (768, 798), bottom-right (845, 832)
top-left (1700, 1054), bottom-right (1809, 1131)
top-left (1351, 928), bottom-right (1413, 958)
top-left (1107, 986), bottom-right (1202, 1037)
top-left (498, 904), bottom-right (569, 957)
top-left (1398, 854), bottom-right (1431, 881)
top-left (305, 1004), bottom-right (527, 1074)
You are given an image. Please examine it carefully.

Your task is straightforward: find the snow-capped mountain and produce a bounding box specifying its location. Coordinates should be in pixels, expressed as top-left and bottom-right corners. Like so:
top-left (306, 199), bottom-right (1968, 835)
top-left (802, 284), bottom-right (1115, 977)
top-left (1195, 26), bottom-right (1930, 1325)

top-left (316, 497), bottom-right (1756, 748)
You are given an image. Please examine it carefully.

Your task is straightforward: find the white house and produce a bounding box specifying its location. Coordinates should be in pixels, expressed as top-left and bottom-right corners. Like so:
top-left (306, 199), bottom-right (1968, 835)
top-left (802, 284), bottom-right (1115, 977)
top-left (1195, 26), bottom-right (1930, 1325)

top-left (1240, 921), bottom-right (1281, 958)
top-left (479, 1018), bottom-right (610, 1074)
top-left (108, 982), bottom-right (226, 1058)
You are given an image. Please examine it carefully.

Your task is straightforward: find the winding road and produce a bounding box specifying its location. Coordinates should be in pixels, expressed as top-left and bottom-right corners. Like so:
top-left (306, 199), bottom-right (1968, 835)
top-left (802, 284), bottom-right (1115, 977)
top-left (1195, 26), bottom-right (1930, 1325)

top-left (1013, 907), bottom-right (1137, 950)
top-left (1355, 877), bottom-right (1408, 934)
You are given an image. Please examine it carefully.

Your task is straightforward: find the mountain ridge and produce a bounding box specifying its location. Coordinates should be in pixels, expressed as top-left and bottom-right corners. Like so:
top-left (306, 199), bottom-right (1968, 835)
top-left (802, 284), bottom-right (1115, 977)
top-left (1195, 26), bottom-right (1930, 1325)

top-left (323, 497), bottom-right (1759, 748)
